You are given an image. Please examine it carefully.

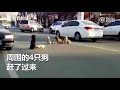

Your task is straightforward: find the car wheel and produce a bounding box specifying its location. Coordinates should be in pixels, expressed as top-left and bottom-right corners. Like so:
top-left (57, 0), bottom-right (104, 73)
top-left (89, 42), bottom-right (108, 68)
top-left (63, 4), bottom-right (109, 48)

top-left (39, 28), bottom-right (44, 32)
top-left (56, 31), bottom-right (60, 37)
top-left (91, 38), bottom-right (97, 42)
top-left (6, 47), bottom-right (12, 50)
top-left (118, 32), bottom-right (120, 41)
top-left (74, 32), bottom-right (81, 41)
top-left (49, 28), bottom-right (53, 34)
top-left (21, 30), bottom-right (24, 32)
top-left (5, 26), bottom-right (8, 29)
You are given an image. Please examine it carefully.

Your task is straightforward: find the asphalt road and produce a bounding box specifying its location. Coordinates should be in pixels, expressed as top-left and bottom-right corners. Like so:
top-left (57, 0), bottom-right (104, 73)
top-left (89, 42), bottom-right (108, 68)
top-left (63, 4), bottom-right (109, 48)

top-left (0, 27), bottom-right (120, 78)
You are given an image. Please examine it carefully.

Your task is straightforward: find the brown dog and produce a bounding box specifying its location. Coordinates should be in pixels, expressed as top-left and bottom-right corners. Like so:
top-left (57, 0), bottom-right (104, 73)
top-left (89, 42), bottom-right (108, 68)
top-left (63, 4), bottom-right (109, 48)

top-left (63, 36), bottom-right (71, 44)
top-left (47, 36), bottom-right (52, 44)
top-left (55, 36), bottom-right (63, 44)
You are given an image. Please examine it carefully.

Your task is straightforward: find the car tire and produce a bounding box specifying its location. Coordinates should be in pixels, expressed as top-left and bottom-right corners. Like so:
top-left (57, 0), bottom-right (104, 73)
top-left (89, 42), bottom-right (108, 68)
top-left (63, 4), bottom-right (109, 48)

top-left (21, 30), bottom-right (24, 32)
top-left (39, 28), bottom-right (44, 32)
top-left (91, 38), bottom-right (97, 42)
top-left (6, 47), bottom-right (12, 50)
top-left (56, 31), bottom-right (60, 37)
top-left (49, 28), bottom-right (53, 34)
top-left (5, 26), bottom-right (8, 29)
top-left (74, 32), bottom-right (81, 41)
top-left (118, 32), bottom-right (120, 41)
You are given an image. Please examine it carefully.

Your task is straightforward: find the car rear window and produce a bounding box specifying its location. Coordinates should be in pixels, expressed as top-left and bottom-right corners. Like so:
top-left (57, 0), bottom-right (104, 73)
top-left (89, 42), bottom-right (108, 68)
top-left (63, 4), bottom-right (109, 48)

top-left (82, 21), bottom-right (97, 25)
top-left (20, 20), bottom-right (28, 24)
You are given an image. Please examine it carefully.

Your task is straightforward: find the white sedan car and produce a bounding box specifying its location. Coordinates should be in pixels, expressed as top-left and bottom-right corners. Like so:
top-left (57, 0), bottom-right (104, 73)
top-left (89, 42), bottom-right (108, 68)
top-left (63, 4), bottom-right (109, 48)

top-left (103, 20), bottom-right (120, 40)
top-left (19, 20), bottom-right (44, 32)
top-left (55, 20), bottom-right (103, 42)
top-left (49, 21), bottom-right (68, 34)
top-left (1, 22), bottom-right (11, 29)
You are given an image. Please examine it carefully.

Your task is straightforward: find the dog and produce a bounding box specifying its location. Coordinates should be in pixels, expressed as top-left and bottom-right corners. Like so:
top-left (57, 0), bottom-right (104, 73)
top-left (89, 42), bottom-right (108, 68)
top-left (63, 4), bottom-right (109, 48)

top-left (63, 36), bottom-right (71, 44)
top-left (55, 36), bottom-right (63, 44)
top-left (47, 36), bottom-right (52, 44)
top-left (35, 45), bottom-right (46, 49)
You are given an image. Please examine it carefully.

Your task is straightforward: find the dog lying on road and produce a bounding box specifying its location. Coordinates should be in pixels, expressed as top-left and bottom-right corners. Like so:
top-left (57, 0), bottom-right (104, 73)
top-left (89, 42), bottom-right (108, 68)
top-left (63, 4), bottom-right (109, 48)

top-left (35, 45), bottom-right (46, 49)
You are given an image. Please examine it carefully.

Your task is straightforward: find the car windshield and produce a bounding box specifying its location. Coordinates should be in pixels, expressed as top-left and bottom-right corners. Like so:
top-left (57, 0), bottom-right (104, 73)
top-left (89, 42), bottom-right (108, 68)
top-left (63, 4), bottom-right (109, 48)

top-left (53, 21), bottom-right (63, 25)
top-left (82, 21), bottom-right (97, 25)
top-left (20, 20), bottom-right (28, 24)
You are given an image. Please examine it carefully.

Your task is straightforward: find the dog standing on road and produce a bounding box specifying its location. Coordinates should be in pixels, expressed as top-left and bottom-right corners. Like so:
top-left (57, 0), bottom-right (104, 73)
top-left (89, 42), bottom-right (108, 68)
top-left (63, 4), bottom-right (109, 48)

top-left (47, 36), bottom-right (52, 44)
top-left (55, 36), bottom-right (63, 44)
top-left (63, 36), bottom-right (71, 44)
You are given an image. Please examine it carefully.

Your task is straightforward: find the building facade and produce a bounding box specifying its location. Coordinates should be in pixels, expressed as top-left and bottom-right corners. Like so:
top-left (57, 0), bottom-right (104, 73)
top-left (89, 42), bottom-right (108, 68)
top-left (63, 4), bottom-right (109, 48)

top-left (0, 12), bottom-right (18, 22)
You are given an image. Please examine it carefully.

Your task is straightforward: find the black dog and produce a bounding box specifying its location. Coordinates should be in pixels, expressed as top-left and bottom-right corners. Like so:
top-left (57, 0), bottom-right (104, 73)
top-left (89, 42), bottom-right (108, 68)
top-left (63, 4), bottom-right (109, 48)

top-left (29, 35), bottom-right (36, 49)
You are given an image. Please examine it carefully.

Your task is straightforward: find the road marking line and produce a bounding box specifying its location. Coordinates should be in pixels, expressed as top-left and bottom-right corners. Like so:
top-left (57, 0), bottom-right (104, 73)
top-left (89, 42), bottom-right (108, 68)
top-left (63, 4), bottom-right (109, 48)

top-left (73, 43), bottom-right (120, 53)
top-left (3, 52), bottom-right (19, 78)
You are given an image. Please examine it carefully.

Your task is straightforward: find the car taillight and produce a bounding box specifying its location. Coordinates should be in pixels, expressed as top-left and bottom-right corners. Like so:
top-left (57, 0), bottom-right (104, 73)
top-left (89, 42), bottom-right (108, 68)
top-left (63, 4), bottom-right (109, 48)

top-left (84, 27), bottom-right (93, 30)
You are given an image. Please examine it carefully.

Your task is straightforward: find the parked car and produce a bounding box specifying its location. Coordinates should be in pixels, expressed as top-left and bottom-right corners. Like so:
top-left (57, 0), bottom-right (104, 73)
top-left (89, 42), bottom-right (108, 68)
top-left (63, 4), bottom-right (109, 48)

top-left (55, 20), bottom-right (103, 42)
top-left (19, 20), bottom-right (44, 32)
top-left (103, 20), bottom-right (120, 40)
top-left (0, 24), bottom-right (14, 50)
top-left (1, 22), bottom-right (11, 29)
top-left (49, 21), bottom-right (68, 34)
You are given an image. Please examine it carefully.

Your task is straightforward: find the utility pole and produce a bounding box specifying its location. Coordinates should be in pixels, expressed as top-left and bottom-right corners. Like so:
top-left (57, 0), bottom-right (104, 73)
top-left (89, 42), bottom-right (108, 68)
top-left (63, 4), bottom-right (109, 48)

top-left (77, 12), bottom-right (84, 20)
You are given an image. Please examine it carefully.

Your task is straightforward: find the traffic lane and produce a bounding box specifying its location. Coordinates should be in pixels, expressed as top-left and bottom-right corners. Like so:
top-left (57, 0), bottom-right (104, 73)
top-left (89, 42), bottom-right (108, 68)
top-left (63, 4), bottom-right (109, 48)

top-left (6, 44), bottom-right (120, 78)
top-left (14, 35), bottom-right (56, 43)
top-left (8, 28), bottom-right (53, 36)
top-left (9, 28), bottom-right (56, 42)
top-left (0, 50), bottom-right (11, 78)
top-left (34, 55), bottom-right (120, 78)
top-left (9, 28), bottom-right (120, 51)
top-left (5, 28), bottom-right (120, 78)
top-left (10, 28), bottom-right (120, 50)
top-left (73, 39), bottom-right (120, 51)
top-left (27, 44), bottom-right (120, 78)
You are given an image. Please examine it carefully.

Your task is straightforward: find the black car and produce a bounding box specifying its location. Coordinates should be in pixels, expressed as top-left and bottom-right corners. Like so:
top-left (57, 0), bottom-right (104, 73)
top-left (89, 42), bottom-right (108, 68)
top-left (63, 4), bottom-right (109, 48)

top-left (0, 24), bottom-right (14, 50)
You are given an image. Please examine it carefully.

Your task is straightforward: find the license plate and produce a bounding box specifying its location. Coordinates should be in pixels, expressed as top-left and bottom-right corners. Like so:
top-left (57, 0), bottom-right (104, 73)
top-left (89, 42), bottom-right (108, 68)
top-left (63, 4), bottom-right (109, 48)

top-left (5, 43), bottom-right (12, 46)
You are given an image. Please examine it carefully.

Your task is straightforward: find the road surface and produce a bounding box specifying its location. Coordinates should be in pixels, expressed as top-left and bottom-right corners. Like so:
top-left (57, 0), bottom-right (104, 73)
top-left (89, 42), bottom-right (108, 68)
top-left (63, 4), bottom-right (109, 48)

top-left (0, 27), bottom-right (120, 78)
